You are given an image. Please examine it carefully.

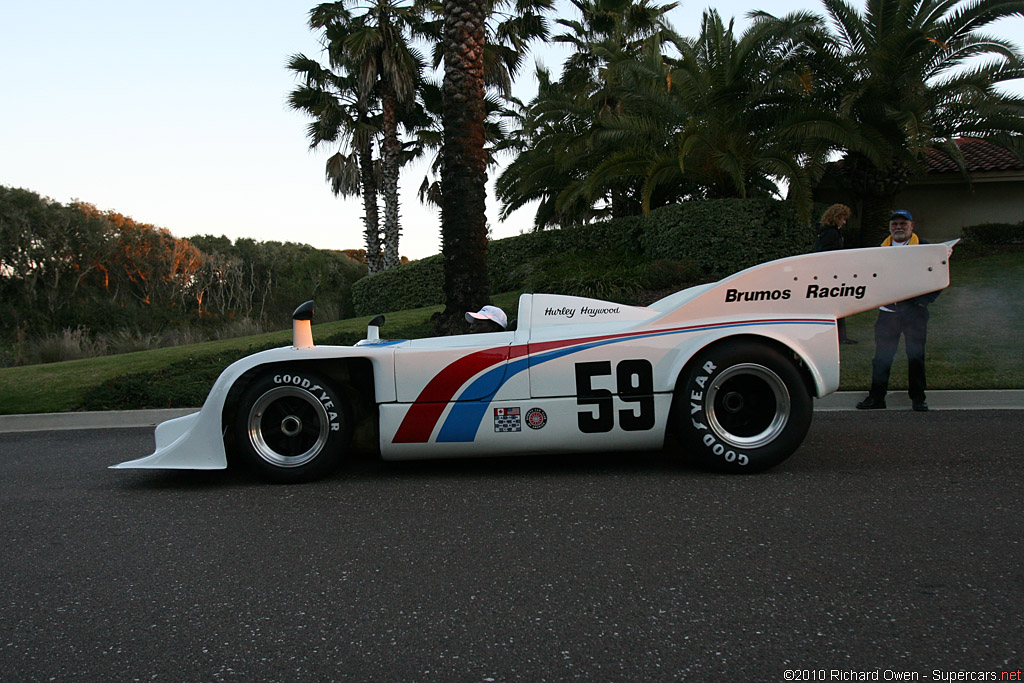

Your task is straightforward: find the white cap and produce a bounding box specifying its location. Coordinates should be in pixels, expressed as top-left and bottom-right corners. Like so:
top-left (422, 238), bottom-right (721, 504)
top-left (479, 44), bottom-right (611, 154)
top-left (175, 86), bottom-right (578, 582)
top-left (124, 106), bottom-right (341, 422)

top-left (465, 305), bottom-right (507, 329)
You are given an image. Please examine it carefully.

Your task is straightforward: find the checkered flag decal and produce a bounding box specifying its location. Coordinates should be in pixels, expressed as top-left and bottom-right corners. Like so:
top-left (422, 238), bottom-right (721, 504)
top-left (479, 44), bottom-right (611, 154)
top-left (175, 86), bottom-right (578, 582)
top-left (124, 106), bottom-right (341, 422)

top-left (493, 407), bottom-right (521, 432)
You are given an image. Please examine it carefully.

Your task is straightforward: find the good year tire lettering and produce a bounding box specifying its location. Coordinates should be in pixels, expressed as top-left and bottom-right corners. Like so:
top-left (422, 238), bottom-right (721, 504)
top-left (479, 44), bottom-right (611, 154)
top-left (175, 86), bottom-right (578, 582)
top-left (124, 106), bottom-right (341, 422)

top-left (272, 374), bottom-right (339, 430)
top-left (689, 360), bottom-right (750, 467)
top-left (274, 374), bottom-right (314, 388)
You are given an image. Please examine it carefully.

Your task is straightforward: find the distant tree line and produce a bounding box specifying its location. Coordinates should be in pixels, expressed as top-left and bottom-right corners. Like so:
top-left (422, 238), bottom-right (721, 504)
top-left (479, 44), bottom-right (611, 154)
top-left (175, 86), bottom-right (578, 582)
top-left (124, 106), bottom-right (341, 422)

top-left (0, 186), bottom-right (367, 350)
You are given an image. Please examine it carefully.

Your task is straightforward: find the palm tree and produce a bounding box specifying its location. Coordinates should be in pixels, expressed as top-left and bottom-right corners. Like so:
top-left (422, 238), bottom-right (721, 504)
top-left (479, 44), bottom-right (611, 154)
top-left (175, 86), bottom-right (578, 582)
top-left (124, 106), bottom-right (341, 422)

top-left (311, 0), bottom-right (429, 269)
top-left (496, 0), bottom-right (677, 228)
top-left (630, 10), bottom-right (843, 217)
top-left (553, 0), bottom-right (677, 90)
top-left (410, 82), bottom-right (523, 212)
top-left (499, 6), bottom-right (842, 225)
top-left (497, 68), bottom-right (616, 228)
top-left (774, 0), bottom-right (1024, 243)
top-left (288, 51), bottom-right (385, 273)
top-left (434, 0), bottom-right (490, 333)
top-left (432, 0), bottom-right (553, 333)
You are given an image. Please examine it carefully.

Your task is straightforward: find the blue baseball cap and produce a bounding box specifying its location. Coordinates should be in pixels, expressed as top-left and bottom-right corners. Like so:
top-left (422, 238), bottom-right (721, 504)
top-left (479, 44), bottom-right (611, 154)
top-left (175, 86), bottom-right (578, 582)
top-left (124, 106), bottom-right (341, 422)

top-left (890, 210), bottom-right (913, 221)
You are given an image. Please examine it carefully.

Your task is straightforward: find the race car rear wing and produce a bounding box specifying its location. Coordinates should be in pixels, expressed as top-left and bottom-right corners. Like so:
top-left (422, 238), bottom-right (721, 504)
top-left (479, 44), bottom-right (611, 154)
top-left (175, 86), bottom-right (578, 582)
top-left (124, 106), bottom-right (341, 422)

top-left (651, 240), bottom-right (957, 325)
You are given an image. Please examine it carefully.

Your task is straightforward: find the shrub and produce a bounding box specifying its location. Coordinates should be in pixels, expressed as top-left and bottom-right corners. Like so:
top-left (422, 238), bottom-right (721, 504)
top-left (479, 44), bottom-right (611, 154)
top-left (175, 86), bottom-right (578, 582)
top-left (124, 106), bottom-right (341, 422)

top-left (7, 319), bottom-right (274, 368)
top-left (351, 255), bottom-right (445, 316)
top-left (351, 198), bottom-right (813, 314)
top-left (351, 215), bottom-right (649, 315)
top-left (521, 252), bottom-right (647, 304)
top-left (961, 222), bottom-right (1024, 245)
top-left (33, 327), bottom-right (106, 364)
top-left (640, 199), bottom-right (815, 276)
top-left (80, 346), bottom-right (279, 410)
top-left (487, 216), bottom-right (646, 292)
top-left (641, 258), bottom-right (704, 290)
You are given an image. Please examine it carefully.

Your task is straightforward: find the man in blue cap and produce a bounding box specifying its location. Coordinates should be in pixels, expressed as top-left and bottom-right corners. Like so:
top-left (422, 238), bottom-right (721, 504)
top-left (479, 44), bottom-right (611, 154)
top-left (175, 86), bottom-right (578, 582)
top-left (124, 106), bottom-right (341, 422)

top-left (856, 210), bottom-right (941, 412)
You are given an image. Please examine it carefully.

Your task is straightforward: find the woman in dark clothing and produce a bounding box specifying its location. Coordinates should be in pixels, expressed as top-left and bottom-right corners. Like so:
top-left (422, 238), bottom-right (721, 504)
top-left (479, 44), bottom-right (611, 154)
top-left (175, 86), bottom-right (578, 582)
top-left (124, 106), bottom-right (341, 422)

top-left (814, 204), bottom-right (857, 344)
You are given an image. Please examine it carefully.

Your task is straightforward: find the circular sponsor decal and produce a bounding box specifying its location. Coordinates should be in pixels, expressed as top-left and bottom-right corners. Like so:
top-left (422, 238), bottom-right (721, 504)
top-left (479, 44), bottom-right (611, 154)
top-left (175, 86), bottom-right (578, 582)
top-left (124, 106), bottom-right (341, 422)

top-left (525, 408), bottom-right (547, 430)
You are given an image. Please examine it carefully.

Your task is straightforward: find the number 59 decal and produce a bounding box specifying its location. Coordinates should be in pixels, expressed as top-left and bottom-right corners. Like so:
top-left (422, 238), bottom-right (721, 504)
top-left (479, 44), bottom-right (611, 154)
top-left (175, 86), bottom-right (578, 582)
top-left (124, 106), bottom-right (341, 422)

top-left (574, 360), bottom-right (655, 433)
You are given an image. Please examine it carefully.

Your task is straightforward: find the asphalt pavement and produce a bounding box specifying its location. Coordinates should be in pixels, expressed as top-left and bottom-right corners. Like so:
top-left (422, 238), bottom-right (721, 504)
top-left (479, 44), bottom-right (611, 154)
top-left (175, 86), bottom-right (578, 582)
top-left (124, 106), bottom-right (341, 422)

top-left (1, 390), bottom-right (1023, 433)
top-left (2, 411), bottom-right (1022, 680)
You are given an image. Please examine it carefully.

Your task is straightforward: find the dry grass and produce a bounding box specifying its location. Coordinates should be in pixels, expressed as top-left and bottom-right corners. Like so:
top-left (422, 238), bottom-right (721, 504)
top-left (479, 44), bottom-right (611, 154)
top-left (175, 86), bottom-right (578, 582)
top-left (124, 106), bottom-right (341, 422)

top-left (6, 318), bottom-right (270, 367)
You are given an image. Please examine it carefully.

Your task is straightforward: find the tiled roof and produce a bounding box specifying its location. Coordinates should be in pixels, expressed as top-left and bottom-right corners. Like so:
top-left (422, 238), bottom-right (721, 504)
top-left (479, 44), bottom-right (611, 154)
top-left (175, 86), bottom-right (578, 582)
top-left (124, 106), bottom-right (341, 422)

top-left (926, 138), bottom-right (1024, 173)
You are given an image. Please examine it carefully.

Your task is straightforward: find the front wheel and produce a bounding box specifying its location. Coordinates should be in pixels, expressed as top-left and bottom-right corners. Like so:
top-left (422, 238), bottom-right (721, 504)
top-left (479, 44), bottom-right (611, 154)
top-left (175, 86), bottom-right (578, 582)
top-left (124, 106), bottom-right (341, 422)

top-left (670, 341), bottom-right (812, 473)
top-left (233, 370), bottom-right (349, 483)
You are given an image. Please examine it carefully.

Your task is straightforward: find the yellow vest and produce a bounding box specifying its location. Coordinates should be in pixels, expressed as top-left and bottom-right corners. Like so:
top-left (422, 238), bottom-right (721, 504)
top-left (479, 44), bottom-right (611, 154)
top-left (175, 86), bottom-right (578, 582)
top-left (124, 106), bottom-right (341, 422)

top-left (881, 234), bottom-right (920, 246)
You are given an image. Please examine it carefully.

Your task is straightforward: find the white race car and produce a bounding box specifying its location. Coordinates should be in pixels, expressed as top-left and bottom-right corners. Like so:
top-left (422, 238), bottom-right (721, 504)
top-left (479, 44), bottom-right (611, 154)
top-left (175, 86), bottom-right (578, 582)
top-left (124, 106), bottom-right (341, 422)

top-left (114, 242), bottom-right (955, 482)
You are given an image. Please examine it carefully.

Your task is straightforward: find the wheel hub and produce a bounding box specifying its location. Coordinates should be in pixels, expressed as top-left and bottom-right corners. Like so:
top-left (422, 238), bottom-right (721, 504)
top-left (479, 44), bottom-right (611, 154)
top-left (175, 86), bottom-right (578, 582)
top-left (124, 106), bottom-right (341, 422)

top-left (721, 391), bottom-right (745, 413)
top-left (280, 415), bottom-right (303, 437)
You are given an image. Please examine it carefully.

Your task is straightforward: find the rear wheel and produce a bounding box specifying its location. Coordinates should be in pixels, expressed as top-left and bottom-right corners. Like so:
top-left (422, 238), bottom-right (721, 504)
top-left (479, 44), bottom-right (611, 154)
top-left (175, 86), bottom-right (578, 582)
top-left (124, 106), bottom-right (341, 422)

top-left (671, 341), bottom-right (812, 473)
top-left (233, 370), bottom-right (349, 483)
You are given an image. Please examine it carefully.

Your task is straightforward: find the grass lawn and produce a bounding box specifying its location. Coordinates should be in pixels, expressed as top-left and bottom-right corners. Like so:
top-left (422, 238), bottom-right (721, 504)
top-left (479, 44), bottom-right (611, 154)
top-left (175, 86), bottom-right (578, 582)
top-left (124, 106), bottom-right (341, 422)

top-left (837, 248), bottom-right (1024, 392)
top-left (0, 252), bottom-right (1020, 415)
top-left (0, 308), bottom-right (434, 415)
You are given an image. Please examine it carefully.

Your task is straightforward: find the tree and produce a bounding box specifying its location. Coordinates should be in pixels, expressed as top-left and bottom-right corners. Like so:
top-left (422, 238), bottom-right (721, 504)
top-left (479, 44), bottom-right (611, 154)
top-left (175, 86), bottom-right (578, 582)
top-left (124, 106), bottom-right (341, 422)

top-left (433, 0), bottom-right (490, 332)
top-left (316, 0), bottom-right (428, 269)
top-left (498, 5), bottom-right (841, 226)
top-left (628, 10), bottom-right (843, 218)
top-left (432, 0), bottom-right (552, 333)
top-left (288, 50), bottom-right (385, 273)
top-left (407, 80), bottom-right (518, 214)
top-left (291, 1), bottom-right (428, 271)
top-left (495, 0), bottom-right (677, 228)
top-left (775, 0), bottom-right (1024, 243)
top-left (553, 0), bottom-right (677, 92)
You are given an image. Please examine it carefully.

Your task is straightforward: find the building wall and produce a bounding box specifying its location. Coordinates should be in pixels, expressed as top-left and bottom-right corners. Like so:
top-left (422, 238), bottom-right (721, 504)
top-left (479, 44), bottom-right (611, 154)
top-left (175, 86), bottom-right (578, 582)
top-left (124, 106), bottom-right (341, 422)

top-left (895, 174), bottom-right (1024, 241)
top-left (813, 172), bottom-right (1024, 242)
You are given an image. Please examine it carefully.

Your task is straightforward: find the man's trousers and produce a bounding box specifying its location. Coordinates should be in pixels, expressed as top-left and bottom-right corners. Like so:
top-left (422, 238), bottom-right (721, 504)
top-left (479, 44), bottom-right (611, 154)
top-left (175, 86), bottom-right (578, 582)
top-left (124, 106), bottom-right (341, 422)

top-left (869, 306), bottom-right (929, 401)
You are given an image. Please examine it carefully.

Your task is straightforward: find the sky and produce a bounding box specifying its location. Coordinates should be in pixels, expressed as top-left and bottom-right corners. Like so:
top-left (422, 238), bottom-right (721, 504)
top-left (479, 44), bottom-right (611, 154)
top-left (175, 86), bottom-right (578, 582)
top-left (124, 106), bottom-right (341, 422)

top-left (2, 1), bottom-right (1021, 260)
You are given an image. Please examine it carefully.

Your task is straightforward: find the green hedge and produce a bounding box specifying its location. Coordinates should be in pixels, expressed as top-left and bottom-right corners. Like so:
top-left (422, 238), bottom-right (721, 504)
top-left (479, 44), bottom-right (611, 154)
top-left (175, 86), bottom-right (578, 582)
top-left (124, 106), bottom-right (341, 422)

top-left (961, 222), bottom-right (1024, 245)
top-left (80, 344), bottom-right (281, 411)
top-left (352, 198), bottom-right (815, 315)
top-left (351, 254), bottom-right (444, 316)
top-left (639, 198), bottom-right (815, 276)
top-left (487, 215), bottom-right (647, 292)
top-left (351, 216), bottom-right (648, 315)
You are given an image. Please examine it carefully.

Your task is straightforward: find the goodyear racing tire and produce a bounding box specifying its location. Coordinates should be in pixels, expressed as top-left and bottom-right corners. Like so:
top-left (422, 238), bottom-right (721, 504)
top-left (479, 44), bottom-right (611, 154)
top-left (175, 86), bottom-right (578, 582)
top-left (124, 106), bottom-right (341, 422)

top-left (672, 341), bottom-right (812, 473)
top-left (233, 370), bottom-right (350, 483)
